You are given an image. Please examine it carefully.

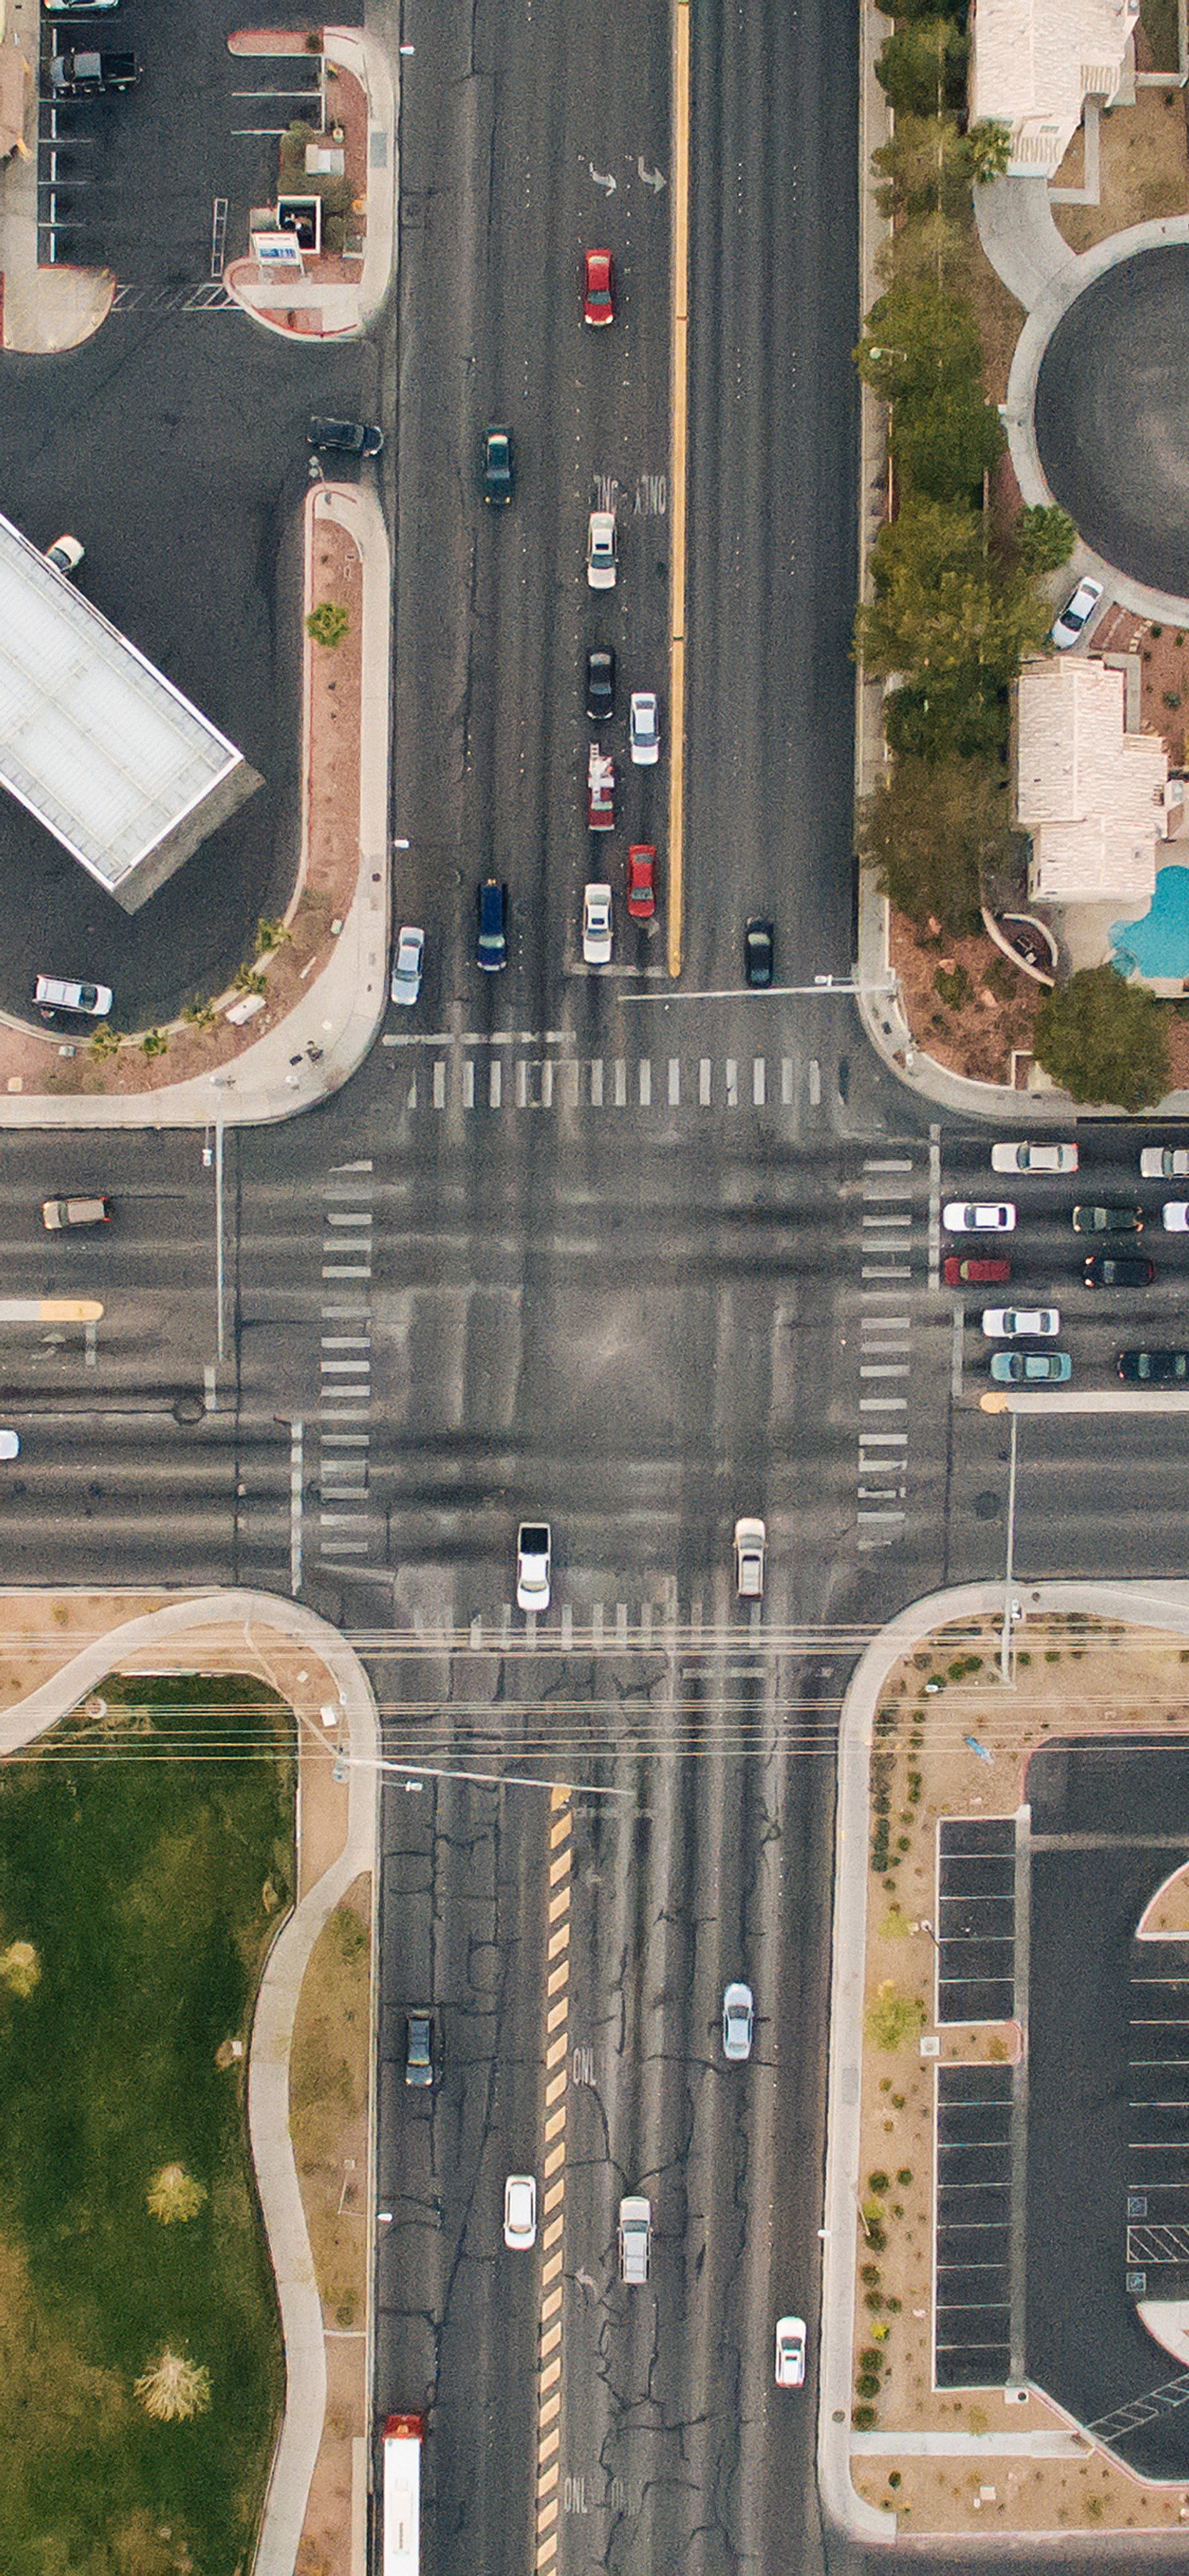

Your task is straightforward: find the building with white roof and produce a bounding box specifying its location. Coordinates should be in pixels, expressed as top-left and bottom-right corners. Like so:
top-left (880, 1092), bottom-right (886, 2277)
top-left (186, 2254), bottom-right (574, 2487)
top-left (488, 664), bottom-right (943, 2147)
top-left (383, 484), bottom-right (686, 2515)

top-left (969, 0), bottom-right (1138, 177)
top-left (1013, 655), bottom-right (1170, 906)
top-left (0, 509), bottom-right (260, 912)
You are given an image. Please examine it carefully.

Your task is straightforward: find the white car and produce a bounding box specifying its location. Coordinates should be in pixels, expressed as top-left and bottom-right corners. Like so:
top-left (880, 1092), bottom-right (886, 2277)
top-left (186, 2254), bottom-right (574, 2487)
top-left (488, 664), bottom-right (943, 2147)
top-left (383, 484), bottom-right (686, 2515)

top-left (503, 2174), bottom-right (537, 2250)
top-left (990, 1141), bottom-right (1078, 1175)
top-left (45, 535), bottom-right (84, 577)
top-left (390, 925), bottom-right (424, 1005)
top-left (34, 974), bottom-right (112, 1019)
top-left (1162, 1203), bottom-right (1189, 1231)
top-left (733, 1516), bottom-right (765, 1598)
top-left (942, 1202), bottom-right (1016, 1233)
top-left (629, 691), bottom-right (660, 765)
top-left (516, 1521), bottom-right (551, 1613)
top-left (583, 882), bottom-right (613, 966)
top-left (586, 510), bottom-right (617, 590)
top-left (722, 1981), bottom-right (754, 2061)
top-left (1051, 575), bottom-right (1104, 649)
top-left (775, 2315), bottom-right (806, 2388)
top-left (0, 1431), bottom-right (19, 1461)
top-left (1141, 1148), bottom-right (1189, 1180)
top-left (982, 1307), bottom-right (1060, 1339)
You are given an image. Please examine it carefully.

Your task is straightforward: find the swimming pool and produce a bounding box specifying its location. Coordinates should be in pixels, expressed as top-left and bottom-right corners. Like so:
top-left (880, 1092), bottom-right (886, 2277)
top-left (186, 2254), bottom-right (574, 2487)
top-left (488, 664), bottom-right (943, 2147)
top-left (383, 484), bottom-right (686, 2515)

top-left (1110, 865), bottom-right (1189, 979)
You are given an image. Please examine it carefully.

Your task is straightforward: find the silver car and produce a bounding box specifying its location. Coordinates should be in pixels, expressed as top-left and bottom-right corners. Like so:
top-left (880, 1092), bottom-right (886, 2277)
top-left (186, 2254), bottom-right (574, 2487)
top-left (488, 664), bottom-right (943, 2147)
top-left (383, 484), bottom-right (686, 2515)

top-left (722, 1981), bottom-right (754, 2061)
top-left (990, 1140), bottom-right (1078, 1175)
top-left (390, 925), bottom-right (424, 1005)
top-left (982, 1307), bottom-right (1060, 1339)
top-left (1141, 1147), bottom-right (1189, 1180)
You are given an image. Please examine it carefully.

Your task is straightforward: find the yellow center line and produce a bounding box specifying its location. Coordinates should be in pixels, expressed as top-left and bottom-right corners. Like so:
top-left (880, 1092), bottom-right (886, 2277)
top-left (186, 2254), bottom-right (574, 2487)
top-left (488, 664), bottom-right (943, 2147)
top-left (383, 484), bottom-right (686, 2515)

top-left (667, 0), bottom-right (692, 980)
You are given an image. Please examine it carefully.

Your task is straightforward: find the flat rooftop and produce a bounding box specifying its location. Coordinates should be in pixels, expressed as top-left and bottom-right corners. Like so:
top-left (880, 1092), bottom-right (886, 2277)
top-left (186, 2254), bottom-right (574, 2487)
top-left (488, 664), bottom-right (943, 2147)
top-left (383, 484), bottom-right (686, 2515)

top-left (0, 509), bottom-right (251, 901)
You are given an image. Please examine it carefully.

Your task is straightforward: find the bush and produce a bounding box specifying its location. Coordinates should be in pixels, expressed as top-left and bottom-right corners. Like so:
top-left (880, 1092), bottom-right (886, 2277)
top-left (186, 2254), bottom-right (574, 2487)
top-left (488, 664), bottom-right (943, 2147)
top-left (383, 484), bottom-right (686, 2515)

top-left (868, 2170), bottom-right (890, 2194)
top-left (935, 963), bottom-right (971, 1008)
top-left (306, 600), bottom-right (350, 649)
top-left (865, 1981), bottom-right (927, 2050)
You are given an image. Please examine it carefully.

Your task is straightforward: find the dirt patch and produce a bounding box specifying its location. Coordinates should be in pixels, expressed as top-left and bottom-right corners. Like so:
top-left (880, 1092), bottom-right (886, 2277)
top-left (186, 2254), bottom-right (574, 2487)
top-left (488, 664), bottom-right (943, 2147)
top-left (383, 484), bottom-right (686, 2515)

top-left (1052, 86), bottom-right (1188, 255)
top-left (890, 910), bottom-right (1043, 1085)
top-left (290, 1883), bottom-right (371, 2576)
top-left (968, 234), bottom-right (1027, 407)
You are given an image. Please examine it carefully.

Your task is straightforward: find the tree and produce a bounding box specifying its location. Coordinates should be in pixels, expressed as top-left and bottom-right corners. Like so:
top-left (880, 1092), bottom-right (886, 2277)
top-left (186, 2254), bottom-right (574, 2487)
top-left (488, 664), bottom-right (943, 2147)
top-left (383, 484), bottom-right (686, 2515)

top-left (965, 117), bottom-right (1014, 184)
top-left (305, 601), bottom-right (349, 648)
top-left (875, 208), bottom-right (974, 299)
top-left (885, 677), bottom-right (1011, 762)
top-left (146, 2163), bottom-right (208, 2224)
top-left (858, 753), bottom-right (1011, 932)
top-left (135, 2349), bottom-right (212, 2422)
top-left (855, 280), bottom-right (982, 405)
top-left (1033, 966), bottom-right (1170, 1112)
top-left (872, 114), bottom-right (973, 221)
top-left (894, 378), bottom-right (1005, 503)
top-left (1015, 502), bottom-right (1077, 575)
top-left (856, 497), bottom-right (1050, 692)
top-left (875, 17), bottom-right (968, 117)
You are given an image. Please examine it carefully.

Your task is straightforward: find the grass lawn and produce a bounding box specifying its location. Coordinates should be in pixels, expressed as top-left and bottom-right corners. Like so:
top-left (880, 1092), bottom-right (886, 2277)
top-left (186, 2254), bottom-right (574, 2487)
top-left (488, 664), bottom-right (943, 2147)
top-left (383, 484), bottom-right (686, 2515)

top-left (0, 1672), bottom-right (294, 2576)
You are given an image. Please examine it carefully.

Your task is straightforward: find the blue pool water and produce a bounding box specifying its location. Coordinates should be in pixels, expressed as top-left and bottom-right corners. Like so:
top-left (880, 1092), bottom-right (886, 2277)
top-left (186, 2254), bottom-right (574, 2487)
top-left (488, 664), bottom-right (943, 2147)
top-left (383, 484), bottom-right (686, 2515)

top-left (1111, 865), bottom-right (1189, 978)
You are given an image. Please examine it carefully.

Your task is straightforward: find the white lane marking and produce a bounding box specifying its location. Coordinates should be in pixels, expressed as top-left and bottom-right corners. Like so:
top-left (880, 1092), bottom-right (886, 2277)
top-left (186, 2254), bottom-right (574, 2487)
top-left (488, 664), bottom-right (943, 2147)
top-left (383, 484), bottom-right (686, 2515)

top-left (669, 1058), bottom-right (680, 1105)
top-left (753, 1058), bottom-right (765, 1107)
top-left (639, 1060), bottom-right (651, 1106)
top-left (700, 1058), bottom-right (711, 1105)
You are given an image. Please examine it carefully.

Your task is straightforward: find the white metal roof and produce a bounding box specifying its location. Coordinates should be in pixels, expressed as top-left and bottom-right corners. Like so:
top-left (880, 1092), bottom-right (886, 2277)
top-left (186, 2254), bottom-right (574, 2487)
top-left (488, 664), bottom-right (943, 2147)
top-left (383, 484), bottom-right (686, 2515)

top-left (0, 509), bottom-right (245, 894)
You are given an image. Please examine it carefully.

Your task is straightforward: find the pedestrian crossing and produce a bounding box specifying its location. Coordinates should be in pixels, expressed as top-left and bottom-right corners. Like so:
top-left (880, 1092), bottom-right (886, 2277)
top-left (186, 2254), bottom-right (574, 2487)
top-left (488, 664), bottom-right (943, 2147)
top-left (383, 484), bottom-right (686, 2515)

top-left (316, 1161), bottom-right (378, 1570)
top-left (382, 1040), bottom-right (829, 1117)
top-left (855, 1155), bottom-right (921, 1551)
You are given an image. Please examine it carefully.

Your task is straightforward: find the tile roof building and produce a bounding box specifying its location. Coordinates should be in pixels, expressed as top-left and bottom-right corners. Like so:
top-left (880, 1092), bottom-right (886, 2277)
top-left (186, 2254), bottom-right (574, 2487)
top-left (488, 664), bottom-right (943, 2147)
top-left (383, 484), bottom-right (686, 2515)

top-left (1013, 656), bottom-right (1170, 904)
top-left (969, 0), bottom-right (1138, 176)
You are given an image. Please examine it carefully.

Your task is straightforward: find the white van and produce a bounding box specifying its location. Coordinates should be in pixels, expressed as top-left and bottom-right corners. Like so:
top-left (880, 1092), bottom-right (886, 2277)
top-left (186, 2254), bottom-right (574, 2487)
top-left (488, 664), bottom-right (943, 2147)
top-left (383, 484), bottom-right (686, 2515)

top-left (618, 2195), bottom-right (650, 2284)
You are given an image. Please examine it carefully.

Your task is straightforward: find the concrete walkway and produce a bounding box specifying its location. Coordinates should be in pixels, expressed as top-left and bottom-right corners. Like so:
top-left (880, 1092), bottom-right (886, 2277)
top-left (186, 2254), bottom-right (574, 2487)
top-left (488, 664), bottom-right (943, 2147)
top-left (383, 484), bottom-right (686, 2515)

top-left (0, 1587), bottom-right (381, 2576)
top-left (226, 25), bottom-right (397, 343)
top-left (820, 1575), bottom-right (1189, 2546)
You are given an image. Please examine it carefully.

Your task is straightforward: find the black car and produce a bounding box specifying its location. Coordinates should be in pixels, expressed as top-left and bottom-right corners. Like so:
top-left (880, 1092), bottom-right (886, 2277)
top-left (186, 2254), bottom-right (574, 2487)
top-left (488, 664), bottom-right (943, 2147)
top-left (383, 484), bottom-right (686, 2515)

top-left (1118, 1349), bottom-right (1189, 1384)
top-left (1082, 1254), bottom-right (1155, 1288)
top-left (404, 2011), bottom-right (433, 2088)
top-left (586, 647), bottom-right (615, 723)
top-left (50, 48), bottom-right (139, 92)
top-left (745, 918), bottom-right (774, 988)
top-left (1071, 1203), bottom-right (1143, 1235)
top-left (482, 426), bottom-right (513, 506)
top-left (307, 416), bottom-right (384, 459)
top-left (476, 877), bottom-right (508, 971)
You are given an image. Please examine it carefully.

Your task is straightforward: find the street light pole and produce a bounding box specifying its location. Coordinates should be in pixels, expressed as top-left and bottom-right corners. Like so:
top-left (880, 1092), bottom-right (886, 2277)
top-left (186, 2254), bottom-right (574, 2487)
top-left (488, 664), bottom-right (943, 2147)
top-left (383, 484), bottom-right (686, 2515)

top-left (1000, 1408), bottom-right (1019, 1685)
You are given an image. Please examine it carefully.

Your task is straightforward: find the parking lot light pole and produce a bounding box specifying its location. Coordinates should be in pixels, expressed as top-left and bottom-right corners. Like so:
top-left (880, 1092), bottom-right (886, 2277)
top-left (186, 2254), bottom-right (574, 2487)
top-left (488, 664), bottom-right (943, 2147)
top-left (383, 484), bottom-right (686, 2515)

top-left (1000, 1409), bottom-right (1020, 1686)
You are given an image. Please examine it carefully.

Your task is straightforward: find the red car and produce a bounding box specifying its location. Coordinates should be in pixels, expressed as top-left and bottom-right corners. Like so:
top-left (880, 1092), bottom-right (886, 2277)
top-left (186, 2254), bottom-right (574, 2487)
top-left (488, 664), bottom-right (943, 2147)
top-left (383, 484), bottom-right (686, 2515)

top-left (943, 1254), bottom-right (1011, 1286)
top-left (583, 249), bottom-right (615, 326)
top-left (587, 745), bottom-right (615, 830)
top-left (627, 845), bottom-right (656, 918)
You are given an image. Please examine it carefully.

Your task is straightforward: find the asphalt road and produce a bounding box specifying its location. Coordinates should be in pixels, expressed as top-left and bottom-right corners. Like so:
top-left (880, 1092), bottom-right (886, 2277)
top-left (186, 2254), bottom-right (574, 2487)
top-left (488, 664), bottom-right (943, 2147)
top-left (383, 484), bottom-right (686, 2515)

top-left (1034, 245), bottom-right (1189, 598)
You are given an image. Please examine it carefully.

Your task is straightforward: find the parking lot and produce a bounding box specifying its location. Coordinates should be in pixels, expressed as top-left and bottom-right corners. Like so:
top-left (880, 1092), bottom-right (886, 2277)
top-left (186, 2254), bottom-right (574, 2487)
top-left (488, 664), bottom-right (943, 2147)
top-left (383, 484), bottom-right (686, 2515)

top-left (945, 1130), bottom-right (1189, 1395)
top-left (933, 2061), bottom-right (1014, 2389)
top-left (936, 1817), bottom-right (1017, 2024)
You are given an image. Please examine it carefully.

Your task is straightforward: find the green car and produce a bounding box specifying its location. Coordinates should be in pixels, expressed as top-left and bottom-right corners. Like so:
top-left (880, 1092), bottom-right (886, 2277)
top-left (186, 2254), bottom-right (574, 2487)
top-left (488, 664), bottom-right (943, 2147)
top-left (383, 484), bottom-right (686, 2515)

top-left (1071, 1204), bottom-right (1142, 1234)
top-left (990, 1350), bottom-right (1072, 1384)
top-left (482, 425), bottom-right (514, 506)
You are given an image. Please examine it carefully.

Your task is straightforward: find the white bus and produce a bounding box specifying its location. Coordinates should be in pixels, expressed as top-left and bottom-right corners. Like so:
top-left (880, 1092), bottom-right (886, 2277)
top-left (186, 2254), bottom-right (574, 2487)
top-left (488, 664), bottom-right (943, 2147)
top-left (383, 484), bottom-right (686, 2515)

top-left (381, 2414), bottom-right (423, 2576)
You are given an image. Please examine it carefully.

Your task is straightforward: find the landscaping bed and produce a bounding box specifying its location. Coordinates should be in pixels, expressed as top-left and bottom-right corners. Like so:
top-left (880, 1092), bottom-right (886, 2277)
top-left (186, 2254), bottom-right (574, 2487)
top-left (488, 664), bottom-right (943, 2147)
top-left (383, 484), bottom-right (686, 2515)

top-left (0, 1671), bottom-right (293, 2574)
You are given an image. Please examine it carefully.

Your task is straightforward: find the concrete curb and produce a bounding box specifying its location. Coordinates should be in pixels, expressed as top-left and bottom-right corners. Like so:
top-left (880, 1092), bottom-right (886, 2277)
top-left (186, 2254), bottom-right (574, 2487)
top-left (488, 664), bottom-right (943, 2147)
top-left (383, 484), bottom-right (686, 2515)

top-left (0, 1588), bottom-right (381, 2576)
top-left (0, 480), bottom-right (392, 1129)
top-left (820, 1575), bottom-right (1189, 2548)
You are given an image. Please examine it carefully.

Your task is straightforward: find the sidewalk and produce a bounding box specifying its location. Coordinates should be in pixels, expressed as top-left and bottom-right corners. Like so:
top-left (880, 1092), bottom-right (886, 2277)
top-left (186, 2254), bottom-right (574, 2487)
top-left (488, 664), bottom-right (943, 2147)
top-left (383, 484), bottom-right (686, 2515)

top-left (0, 1586), bottom-right (381, 2576)
top-left (225, 25), bottom-right (396, 343)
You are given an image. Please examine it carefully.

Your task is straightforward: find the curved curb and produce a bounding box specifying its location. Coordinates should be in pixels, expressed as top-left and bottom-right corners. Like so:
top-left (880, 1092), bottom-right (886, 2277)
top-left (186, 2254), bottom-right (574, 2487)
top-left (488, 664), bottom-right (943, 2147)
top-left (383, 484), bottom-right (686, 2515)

top-left (0, 1587), bottom-right (380, 2576)
top-left (1003, 214), bottom-right (1189, 624)
top-left (820, 1575), bottom-right (1189, 2548)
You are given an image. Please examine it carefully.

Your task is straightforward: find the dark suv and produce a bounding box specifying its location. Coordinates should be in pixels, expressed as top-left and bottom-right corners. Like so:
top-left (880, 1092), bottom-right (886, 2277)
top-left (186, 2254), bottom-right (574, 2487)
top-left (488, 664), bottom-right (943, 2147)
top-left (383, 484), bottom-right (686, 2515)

top-left (586, 647), bottom-right (615, 722)
top-left (307, 416), bottom-right (383, 459)
top-left (404, 2012), bottom-right (433, 2088)
top-left (476, 878), bottom-right (508, 972)
top-left (1118, 1349), bottom-right (1189, 1384)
